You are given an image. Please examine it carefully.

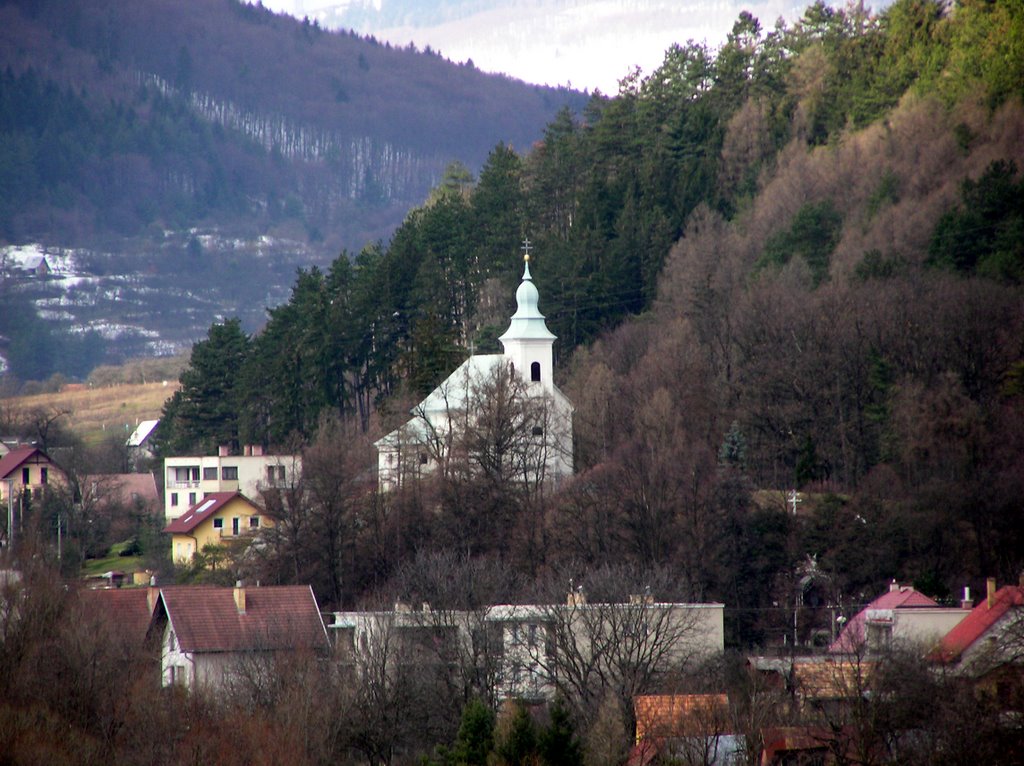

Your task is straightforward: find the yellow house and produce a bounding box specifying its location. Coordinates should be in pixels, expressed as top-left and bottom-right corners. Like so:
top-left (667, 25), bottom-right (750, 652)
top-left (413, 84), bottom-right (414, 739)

top-left (163, 491), bottom-right (269, 564)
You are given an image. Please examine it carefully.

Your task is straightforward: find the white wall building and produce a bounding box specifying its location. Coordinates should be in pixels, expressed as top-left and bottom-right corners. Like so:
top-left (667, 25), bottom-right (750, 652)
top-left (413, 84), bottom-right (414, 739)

top-left (326, 595), bottom-right (725, 703)
top-left (376, 255), bottom-right (573, 491)
top-left (162, 446), bottom-right (300, 521)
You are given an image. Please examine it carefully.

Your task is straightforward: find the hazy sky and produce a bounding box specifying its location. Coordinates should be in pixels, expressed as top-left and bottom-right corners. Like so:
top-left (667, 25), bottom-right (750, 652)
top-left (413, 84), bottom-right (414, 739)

top-left (256, 0), bottom-right (812, 93)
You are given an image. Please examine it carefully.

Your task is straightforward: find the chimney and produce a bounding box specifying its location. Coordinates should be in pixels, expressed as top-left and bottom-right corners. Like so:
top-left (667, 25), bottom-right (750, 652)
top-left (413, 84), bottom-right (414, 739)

top-left (219, 444), bottom-right (230, 457)
top-left (147, 574), bottom-right (159, 613)
top-left (987, 577), bottom-right (996, 608)
top-left (961, 586), bottom-right (972, 610)
top-left (234, 580), bottom-right (246, 614)
top-left (251, 444), bottom-right (264, 457)
top-left (889, 580), bottom-right (900, 592)
top-left (243, 444), bottom-right (251, 456)
top-left (567, 588), bottom-right (586, 607)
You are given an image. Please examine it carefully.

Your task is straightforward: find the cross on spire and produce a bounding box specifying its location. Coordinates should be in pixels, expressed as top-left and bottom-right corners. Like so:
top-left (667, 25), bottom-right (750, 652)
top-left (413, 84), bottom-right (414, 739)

top-left (521, 237), bottom-right (532, 262)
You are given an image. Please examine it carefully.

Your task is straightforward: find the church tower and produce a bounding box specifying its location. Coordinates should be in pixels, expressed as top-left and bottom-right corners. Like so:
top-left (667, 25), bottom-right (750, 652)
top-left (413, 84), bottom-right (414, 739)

top-left (498, 249), bottom-right (556, 392)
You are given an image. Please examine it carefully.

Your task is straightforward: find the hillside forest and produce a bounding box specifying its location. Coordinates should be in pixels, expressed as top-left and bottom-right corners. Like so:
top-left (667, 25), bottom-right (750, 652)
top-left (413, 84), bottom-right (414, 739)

top-left (152, 0), bottom-right (1024, 640)
top-left (0, 0), bottom-right (975, 613)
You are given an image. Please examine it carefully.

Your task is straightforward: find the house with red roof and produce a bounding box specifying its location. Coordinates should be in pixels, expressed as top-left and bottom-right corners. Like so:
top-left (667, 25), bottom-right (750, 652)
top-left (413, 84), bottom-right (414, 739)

top-left (148, 582), bottom-right (329, 692)
top-left (0, 447), bottom-right (67, 528)
top-left (932, 576), bottom-right (1024, 706)
top-left (829, 581), bottom-right (969, 654)
top-left (163, 491), bottom-right (270, 564)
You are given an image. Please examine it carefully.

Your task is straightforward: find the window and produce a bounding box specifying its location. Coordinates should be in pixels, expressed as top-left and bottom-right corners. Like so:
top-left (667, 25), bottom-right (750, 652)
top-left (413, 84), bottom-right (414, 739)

top-left (222, 466), bottom-right (238, 480)
top-left (168, 630), bottom-right (177, 651)
top-left (232, 517), bottom-right (240, 535)
top-left (419, 453), bottom-right (429, 465)
top-left (171, 493), bottom-right (178, 507)
top-left (267, 466), bottom-right (275, 483)
top-left (190, 467), bottom-right (200, 481)
top-left (203, 467), bottom-right (218, 480)
top-left (170, 664), bottom-right (186, 686)
top-left (277, 465), bottom-right (286, 481)
top-left (531, 361), bottom-right (541, 382)
top-left (249, 516), bottom-right (260, 528)
top-left (40, 467), bottom-right (47, 484)
top-left (532, 426), bottom-right (544, 437)
top-left (188, 492), bottom-right (196, 506)
top-left (21, 467), bottom-right (29, 485)
top-left (213, 518), bottom-right (224, 529)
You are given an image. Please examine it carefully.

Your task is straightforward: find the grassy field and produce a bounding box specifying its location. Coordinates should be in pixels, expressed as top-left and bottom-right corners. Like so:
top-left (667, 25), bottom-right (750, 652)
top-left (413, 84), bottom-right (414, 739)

top-left (81, 541), bottom-right (145, 578)
top-left (3, 381), bottom-right (179, 446)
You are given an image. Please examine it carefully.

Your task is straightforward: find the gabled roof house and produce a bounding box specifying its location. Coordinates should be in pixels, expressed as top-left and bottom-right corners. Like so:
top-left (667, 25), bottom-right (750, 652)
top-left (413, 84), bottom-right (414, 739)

top-left (0, 446), bottom-right (66, 507)
top-left (149, 583), bottom-right (329, 692)
top-left (163, 491), bottom-right (269, 564)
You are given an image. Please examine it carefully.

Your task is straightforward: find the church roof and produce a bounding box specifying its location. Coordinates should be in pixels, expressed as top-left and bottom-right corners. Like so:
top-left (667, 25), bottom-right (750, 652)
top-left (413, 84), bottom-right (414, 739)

top-left (499, 260), bottom-right (556, 344)
top-left (418, 354), bottom-right (506, 415)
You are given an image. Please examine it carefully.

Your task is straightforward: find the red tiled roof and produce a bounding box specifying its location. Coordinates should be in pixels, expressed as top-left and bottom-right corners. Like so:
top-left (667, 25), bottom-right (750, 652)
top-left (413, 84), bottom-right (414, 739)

top-left (932, 586), bottom-right (1024, 664)
top-left (80, 586), bottom-right (158, 644)
top-left (830, 584), bottom-right (939, 652)
top-left (163, 491), bottom-right (253, 534)
top-left (0, 447), bottom-right (43, 479)
top-left (760, 727), bottom-right (831, 765)
top-left (158, 585), bottom-right (328, 653)
top-left (635, 694), bottom-right (732, 740)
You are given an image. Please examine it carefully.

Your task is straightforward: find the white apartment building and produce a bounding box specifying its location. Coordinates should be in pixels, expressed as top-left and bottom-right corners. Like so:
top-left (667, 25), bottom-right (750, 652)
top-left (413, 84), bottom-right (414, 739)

top-left (163, 445), bottom-right (301, 521)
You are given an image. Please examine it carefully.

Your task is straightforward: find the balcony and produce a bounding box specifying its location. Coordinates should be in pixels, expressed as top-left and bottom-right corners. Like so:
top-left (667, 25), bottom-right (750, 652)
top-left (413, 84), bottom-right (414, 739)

top-left (166, 480), bottom-right (201, 490)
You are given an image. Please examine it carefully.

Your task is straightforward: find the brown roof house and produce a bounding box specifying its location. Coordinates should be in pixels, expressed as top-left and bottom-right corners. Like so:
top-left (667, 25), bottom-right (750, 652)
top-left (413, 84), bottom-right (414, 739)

top-left (148, 583), bottom-right (329, 692)
top-left (80, 580), bottom-right (162, 648)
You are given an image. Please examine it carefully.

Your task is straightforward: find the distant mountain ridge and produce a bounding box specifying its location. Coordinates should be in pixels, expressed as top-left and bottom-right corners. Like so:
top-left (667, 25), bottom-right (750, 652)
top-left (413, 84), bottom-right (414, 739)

top-left (0, 0), bottom-right (586, 251)
top-left (281, 0), bottom-right (815, 92)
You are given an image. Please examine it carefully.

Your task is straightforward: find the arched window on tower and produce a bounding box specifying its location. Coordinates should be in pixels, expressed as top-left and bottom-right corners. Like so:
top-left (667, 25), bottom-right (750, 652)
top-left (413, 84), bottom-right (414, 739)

top-left (531, 362), bottom-right (541, 382)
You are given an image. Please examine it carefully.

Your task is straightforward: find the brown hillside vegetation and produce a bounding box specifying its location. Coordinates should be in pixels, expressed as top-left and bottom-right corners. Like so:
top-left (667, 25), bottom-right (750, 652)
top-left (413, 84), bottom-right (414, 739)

top-left (751, 96), bottom-right (1024, 280)
top-left (561, 90), bottom-right (1024, 616)
top-left (2, 381), bottom-right (178, 446)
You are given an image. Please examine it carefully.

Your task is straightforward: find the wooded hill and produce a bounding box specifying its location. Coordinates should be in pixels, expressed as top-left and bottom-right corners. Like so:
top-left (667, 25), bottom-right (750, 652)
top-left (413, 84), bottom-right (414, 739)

top-left (0, 0), bottom-right (585, 250)
top-left (159, 0), bottom-right (1024, 638)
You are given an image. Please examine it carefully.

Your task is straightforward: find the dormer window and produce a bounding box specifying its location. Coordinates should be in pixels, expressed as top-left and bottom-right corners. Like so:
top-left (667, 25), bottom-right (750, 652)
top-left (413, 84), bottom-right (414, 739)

top-left (531, 362), bottom-right (541, 382)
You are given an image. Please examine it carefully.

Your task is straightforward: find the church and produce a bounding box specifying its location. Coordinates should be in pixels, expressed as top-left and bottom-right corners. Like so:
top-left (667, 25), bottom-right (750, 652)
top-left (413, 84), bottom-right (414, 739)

top-left (375, 251), bottom-right (574, 491)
